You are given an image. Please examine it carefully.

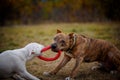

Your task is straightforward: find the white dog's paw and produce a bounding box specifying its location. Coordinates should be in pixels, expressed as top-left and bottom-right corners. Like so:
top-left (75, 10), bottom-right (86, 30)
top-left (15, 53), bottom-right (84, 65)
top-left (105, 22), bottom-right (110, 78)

top-left (65, 77), bottom-right (75, 80)
top-left (43, 72), bottom-right (51, 76)
top-left (65, 77), bottom-right (71, 80)
top-left (91, 66), bottom-right (100, 71)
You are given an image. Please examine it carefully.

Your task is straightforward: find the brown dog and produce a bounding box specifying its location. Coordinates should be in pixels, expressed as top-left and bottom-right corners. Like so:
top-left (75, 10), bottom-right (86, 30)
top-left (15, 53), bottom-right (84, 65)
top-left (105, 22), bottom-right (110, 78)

top-left (44, 30), bottom-right (120, 80)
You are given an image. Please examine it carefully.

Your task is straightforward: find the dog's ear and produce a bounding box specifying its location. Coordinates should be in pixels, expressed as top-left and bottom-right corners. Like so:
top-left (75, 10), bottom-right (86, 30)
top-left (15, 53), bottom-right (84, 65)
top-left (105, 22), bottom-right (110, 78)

top-left (57, 29), bottom-right (62, 34)
top-left (68, 33), bottom-right (74, 38)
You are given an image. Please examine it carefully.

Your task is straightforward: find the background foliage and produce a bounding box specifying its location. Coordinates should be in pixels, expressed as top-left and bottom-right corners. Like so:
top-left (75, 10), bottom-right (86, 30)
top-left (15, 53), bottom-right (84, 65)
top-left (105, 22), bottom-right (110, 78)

top-left (0, 0), bottom-right (120, 26)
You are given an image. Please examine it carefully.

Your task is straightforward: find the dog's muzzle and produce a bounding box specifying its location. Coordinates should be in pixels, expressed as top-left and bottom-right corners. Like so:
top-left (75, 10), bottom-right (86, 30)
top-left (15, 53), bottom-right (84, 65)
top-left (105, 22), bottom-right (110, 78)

top-left (51, 43), bottom-right (59, 52)
top-left (51, 43), bottom-right (57, 49)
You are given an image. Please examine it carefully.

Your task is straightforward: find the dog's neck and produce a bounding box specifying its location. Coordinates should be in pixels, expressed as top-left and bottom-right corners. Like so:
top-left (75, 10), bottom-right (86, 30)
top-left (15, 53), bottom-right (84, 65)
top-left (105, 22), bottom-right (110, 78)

top-left (13, 48), bottom-right (30, 61)
top-left (18, 48), bottom-right (35, 61)
top-left (66, 34), bottom-right (77, 54)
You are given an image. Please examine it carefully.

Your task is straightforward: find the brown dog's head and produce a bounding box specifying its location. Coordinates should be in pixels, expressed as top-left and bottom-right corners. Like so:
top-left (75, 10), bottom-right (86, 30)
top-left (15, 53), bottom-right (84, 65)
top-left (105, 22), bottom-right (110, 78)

top-left (51, 29), bottom-right (74, 52)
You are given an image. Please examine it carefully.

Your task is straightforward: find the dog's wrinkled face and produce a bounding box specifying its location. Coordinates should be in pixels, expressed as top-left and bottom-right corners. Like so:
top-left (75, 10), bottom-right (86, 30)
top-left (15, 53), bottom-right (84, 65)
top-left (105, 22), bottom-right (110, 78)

top-left (24, 43), bottom-right (44, 60)
top-left (51, 30), bottom-right (70, 52)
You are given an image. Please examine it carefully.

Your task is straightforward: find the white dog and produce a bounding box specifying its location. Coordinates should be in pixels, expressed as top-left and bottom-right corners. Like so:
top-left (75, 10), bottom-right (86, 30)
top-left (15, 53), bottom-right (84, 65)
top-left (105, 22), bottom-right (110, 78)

top-left (0, 42), bottom-right (44, 80)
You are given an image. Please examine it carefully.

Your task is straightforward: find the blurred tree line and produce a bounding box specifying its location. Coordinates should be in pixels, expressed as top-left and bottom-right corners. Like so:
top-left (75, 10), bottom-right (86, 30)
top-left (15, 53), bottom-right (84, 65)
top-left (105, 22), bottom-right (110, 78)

top-left (0, 0), bottom-right (120, 26)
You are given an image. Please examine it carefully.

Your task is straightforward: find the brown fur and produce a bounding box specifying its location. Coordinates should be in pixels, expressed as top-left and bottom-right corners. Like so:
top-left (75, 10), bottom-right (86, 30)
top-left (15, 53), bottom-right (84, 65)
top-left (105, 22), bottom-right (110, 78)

top-left (50, 30), bottom-right (120, 79)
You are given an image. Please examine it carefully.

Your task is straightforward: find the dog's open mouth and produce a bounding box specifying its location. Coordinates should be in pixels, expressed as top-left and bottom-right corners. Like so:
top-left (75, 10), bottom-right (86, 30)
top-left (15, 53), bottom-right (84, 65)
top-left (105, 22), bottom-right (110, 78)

top-left (51, 48), bottom-right (60, 52)
top-left (51, 43), bottom-right (60, 52)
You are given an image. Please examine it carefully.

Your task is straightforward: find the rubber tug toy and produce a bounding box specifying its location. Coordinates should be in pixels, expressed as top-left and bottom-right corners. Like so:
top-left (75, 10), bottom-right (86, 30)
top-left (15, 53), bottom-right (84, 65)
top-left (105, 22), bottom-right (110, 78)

top-left (38, 45), bottom-right (62, 61)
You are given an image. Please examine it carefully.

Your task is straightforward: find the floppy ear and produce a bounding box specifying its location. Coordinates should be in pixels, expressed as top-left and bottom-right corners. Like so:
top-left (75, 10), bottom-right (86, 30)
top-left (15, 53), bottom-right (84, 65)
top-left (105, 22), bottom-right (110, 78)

top-left (68, 33), bottom-right (74, 38)
top-left (57, 29), bottom-right (62, 34)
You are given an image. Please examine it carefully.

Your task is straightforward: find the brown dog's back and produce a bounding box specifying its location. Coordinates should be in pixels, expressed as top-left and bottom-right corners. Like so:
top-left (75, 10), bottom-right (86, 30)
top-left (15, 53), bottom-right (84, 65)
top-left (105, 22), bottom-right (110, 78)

top-left (84, 37), bottom-right (120, 71)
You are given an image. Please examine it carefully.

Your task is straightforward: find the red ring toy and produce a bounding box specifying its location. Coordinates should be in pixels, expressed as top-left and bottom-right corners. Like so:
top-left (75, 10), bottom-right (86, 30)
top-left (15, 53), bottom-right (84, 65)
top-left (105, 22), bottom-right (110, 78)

top-left (37, 45), bottom-right (62, 61)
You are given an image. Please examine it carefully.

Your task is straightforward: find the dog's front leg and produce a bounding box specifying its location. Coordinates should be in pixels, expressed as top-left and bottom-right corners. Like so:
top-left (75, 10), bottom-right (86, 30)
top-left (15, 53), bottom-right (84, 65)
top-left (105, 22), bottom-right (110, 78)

top-left (50, 54), bottom-right (71, 74)
top-left (43, 54), bottom-right (71, 76)
top-left (19, 70), bottom-right (40, 80)
top-left (65, 57), bottom-right (83, 80)
top-left (12, 74), bottom-right (25, 80)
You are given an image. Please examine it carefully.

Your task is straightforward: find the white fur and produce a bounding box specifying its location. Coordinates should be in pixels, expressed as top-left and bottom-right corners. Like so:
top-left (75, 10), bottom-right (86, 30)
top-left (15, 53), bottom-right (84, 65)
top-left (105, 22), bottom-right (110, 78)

top-left (0, 42), bottom-right (44, 80)
top-left (65, 77), bottom-right (75, 80)
top-left (43, 72), bottom-right (51, 76)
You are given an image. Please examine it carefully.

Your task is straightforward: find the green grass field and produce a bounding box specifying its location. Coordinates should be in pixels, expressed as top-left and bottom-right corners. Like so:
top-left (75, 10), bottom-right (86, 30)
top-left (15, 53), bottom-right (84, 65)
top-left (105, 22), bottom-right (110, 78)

top-left (0, 23), bottom-right (120, 80)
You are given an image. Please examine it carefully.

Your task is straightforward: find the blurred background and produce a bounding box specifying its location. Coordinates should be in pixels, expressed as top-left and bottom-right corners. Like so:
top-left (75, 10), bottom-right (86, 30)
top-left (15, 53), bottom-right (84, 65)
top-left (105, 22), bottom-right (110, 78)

top-left (0, 0), bottom-right (120, 26)
top-left (0, 0), bottom-right (120, 80)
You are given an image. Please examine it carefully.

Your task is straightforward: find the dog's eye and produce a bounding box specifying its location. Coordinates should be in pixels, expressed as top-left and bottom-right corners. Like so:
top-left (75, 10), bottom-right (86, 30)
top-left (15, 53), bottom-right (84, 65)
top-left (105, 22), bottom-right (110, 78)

top-left (60, 40), bottom-right (65, 43)
top-left (54, 37), bottom-right (57, 40)
top-left (60, 40), bottom-right (66, 46)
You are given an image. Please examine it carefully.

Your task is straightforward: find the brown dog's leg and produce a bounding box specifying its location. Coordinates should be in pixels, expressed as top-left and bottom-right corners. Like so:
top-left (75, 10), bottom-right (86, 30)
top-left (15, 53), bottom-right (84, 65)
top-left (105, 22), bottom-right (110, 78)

top-left (69, 57), bottom-right (84, 79)
top-left (50, 54), bottom-right (71, 75)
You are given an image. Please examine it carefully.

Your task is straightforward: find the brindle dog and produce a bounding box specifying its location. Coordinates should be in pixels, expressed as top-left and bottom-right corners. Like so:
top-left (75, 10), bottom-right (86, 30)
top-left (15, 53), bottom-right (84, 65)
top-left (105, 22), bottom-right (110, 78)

top-left (44, 30), bottom-right (120, 80)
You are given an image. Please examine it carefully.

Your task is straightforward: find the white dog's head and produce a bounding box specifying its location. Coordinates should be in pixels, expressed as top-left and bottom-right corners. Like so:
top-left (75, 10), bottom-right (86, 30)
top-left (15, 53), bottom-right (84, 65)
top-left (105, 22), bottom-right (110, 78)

top-left (24, 42), bottom-right (44, 60)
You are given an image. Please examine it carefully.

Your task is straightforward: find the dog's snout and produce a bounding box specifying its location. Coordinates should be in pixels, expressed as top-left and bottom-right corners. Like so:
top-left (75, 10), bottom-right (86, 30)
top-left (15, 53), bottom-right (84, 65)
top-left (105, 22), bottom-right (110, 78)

top-left (51, 43), bottom-right (57, 49)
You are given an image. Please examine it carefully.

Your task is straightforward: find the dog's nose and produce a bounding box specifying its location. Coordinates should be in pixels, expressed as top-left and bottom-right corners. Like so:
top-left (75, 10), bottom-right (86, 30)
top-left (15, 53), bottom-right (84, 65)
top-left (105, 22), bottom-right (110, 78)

top-left (51, 43), bottom-right (57, 49)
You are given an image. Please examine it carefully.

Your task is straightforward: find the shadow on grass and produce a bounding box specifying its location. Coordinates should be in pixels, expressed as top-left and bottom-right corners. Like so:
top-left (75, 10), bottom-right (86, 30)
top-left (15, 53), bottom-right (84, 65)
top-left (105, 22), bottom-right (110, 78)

top-left (77, 70), bottom-right (119, 80)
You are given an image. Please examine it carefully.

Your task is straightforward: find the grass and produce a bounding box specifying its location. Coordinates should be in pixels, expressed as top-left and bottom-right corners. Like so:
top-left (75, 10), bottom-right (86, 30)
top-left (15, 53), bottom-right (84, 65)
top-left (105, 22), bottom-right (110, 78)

top-left (0, 22), bottom-right (120, 80)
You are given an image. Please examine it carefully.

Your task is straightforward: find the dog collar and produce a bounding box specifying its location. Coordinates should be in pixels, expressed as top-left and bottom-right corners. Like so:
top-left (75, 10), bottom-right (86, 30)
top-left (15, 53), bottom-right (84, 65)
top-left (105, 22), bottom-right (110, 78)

top-left (66, 34), bottom-right (77, 54)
